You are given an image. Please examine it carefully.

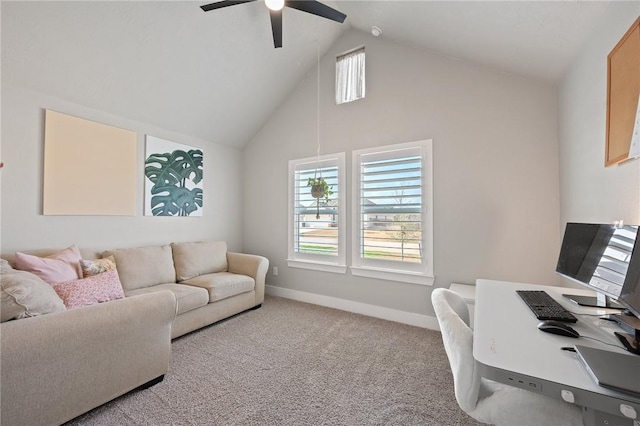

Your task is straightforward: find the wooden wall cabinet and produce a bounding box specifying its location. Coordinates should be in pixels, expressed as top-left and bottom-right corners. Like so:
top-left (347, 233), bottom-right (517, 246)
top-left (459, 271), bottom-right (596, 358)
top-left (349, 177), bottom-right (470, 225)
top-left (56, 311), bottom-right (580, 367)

top-left (605, 17), bottom-right (640, 167)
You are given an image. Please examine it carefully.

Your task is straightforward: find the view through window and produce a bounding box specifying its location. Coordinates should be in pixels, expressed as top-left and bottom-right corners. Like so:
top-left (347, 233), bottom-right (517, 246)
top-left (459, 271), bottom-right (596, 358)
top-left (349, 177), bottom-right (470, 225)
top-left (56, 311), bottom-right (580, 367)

top-left (359, 154), bottom-right (423, 263)
top-left (352, 140), bottom-right (433, 284)
top-left (287, 142), bottom-right (433, 284)
top-left (293, 164), bottom-right (340, 257)
top-left (288, 153), bottom-right (346, 273)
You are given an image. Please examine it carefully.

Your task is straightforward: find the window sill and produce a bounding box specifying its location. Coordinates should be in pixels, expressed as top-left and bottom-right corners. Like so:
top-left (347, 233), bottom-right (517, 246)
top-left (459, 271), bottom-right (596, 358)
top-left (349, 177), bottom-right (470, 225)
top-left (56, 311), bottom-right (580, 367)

top-left (286, 259), bottom-right (348, 274)
top-left (350, 266), bottom-right (435, 286)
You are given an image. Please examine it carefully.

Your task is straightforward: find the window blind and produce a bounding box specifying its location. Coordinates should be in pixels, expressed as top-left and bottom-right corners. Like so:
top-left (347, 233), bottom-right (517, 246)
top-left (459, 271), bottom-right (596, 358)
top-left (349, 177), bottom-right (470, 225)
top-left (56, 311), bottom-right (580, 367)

top-left (293, 164), bottom-right (340, 257)
top-left (358, 150), bottom-right (423, 263)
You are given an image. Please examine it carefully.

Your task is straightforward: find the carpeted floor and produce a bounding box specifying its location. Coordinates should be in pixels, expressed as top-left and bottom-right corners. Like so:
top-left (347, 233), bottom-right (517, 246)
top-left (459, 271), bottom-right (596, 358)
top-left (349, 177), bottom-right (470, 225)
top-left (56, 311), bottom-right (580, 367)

top-left (68, 296), bottom-right (481, 425)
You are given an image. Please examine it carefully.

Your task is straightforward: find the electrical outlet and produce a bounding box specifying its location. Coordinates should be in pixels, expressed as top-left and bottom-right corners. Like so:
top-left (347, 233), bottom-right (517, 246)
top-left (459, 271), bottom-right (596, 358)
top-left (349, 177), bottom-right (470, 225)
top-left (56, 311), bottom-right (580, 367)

top-left (273, 266), bottom-right (278, 276)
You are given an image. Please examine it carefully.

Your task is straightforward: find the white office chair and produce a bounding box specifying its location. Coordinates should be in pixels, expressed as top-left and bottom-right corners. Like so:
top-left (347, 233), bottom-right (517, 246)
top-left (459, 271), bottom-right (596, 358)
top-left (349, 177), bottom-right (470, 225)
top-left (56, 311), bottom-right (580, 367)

top-left (431, 288), bottom-right (584, 426)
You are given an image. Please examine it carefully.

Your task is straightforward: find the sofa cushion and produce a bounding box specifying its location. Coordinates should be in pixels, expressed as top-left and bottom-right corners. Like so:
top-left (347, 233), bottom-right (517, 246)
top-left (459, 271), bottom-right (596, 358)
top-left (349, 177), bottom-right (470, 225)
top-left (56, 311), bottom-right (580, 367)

top-left (1, 260), bottom-right (66, 322)
top-left (180, 272), bottom-right (254, 303)
top-left (104, 245), bottom-right (176, 291)
top-left (125, 283), bottom-right (208, 315)
top-left (52, 270), bottom-right (125, 309)
top-left (172, 241), bottom-right (228, 282)
top-left (13, 244), bottom-right (82, 285)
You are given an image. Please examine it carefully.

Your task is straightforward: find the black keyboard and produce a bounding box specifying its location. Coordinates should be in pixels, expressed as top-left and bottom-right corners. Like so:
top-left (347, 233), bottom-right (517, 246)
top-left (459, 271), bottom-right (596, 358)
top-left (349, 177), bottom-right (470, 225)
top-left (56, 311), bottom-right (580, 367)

top-left (516, 290), bottom-right (578, 323)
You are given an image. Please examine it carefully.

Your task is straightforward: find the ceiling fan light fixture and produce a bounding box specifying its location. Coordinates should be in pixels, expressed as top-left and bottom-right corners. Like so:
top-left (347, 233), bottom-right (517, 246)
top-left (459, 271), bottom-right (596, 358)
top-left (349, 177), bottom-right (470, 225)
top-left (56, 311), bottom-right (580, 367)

top-left (265, 0), bottom-right (284, 11)
top-left (200, 0), bottom-right (346, 48)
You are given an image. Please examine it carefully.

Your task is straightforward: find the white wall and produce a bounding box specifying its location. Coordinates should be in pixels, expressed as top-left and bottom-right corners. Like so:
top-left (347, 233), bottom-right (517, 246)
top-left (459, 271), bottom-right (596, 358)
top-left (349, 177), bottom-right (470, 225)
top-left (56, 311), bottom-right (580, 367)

top-left (243, 29), bottom-right (561, 316)
top-left (558, 3), bottom-right (640, 228)
top-left (1, 83), bottom-right (244, 253)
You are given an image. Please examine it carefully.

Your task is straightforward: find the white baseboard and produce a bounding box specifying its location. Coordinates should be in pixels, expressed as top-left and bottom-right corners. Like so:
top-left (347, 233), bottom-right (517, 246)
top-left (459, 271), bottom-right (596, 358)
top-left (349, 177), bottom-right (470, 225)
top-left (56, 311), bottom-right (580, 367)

top-left (265, 285), bottom-right (440, 331)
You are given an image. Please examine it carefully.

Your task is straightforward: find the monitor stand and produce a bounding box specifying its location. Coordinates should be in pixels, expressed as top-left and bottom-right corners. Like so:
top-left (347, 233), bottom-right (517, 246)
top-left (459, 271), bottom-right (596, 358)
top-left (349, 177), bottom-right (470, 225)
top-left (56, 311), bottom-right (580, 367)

top-left (562, 293), bottom-right (624, 310)
top-left (614, 332), bottom-right (640, 355)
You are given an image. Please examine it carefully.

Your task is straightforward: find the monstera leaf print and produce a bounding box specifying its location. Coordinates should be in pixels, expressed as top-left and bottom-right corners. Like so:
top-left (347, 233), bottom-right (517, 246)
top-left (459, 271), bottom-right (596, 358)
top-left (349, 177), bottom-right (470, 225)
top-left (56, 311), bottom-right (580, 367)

top-left (145, 150), bottom-right (203, 186)
top-left (150, 186), bottom-right (203, 217)
top-left (179, 188), bottom-right (203, 216)
top-left (145, 147), bottom-right (204, 216)
top-left (145, 152), bottom-right (182, 187)
top-left (173, 149), bottom-right (203, 185)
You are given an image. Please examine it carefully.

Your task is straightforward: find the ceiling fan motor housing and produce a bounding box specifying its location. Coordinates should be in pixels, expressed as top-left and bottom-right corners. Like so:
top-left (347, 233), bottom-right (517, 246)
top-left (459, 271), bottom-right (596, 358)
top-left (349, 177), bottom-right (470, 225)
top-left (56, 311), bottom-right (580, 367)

top-left (200, 0), bottom-right (347, 48)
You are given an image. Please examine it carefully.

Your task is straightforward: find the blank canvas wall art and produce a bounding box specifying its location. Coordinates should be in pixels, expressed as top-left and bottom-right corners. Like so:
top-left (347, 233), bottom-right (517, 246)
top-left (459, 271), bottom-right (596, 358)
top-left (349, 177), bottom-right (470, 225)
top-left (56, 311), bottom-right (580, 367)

top-left (144, 135), bottom-right (203, 217)
top-left (43, 110), bottom-right (137, 216)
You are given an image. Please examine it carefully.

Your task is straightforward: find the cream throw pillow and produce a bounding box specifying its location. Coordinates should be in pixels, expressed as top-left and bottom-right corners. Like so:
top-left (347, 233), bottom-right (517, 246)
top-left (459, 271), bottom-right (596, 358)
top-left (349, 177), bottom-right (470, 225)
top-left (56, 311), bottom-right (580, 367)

top-left (1, 259), bottom-right (66, 322)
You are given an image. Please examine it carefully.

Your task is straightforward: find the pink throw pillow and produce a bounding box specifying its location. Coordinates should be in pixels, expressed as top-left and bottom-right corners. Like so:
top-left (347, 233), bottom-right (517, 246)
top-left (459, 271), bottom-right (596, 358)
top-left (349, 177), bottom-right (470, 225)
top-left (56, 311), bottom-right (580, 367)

top-left (52, 269), bottom-right (125, 309)
top-left (14, 245), bottom-right (82, 285)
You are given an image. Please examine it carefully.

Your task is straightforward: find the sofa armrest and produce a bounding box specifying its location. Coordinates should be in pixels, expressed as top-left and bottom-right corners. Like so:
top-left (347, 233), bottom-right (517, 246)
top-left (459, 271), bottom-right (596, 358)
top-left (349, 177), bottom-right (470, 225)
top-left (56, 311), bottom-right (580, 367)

top-left (0, 291), bottom-right (177, 426)
top-left (227, 252), bottom-right (269, 305)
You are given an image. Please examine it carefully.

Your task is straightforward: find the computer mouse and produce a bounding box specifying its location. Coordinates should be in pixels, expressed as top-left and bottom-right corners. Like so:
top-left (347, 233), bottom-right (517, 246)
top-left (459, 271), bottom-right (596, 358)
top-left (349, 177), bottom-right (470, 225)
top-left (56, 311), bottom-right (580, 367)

top-left (537, 320), bottom-right (580, 338)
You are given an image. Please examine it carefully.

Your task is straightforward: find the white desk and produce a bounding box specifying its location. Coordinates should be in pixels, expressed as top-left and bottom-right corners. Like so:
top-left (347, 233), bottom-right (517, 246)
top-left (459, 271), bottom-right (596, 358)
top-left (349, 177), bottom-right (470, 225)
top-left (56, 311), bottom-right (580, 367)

top-left (474, 279), bottom-right (640, 426)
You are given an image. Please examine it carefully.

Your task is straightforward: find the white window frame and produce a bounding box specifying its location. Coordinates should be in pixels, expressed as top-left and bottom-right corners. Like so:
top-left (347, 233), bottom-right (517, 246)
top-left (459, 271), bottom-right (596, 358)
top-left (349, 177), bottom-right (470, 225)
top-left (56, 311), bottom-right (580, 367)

top-left (351, 140), bottom-right (434, 285)
top-left (335, 46), bottom-right (365, 105)
top-left (287, 153), bottom-right (347, 274)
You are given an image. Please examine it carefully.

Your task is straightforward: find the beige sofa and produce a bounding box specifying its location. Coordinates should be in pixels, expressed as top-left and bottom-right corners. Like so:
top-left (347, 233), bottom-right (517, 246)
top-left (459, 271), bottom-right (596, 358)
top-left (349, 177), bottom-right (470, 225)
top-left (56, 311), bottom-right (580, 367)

top-left (1, 290), bottom-right (177, 426)
top-left (0, 240), bottom-right (268, 425)
top-left (104, 240), bottom-right (269, 338)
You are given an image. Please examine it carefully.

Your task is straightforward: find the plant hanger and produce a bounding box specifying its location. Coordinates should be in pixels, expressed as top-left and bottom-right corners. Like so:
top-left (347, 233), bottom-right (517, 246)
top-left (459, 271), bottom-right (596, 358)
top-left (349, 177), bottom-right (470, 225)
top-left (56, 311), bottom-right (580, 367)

top-left (307, 41), bottom-right (333, 218)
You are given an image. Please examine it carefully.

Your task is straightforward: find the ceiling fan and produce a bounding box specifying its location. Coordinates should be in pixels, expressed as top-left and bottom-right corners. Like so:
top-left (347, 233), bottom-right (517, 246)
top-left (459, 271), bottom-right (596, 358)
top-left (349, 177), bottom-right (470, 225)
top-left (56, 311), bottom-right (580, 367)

top-left (200, 0), bottom-right (347, 48)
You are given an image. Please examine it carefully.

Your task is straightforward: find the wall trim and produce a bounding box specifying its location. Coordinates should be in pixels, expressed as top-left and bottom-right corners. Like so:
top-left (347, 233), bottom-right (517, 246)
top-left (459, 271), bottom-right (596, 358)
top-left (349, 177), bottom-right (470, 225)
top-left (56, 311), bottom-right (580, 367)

top-left (265, 285), bottom-right (440, 331)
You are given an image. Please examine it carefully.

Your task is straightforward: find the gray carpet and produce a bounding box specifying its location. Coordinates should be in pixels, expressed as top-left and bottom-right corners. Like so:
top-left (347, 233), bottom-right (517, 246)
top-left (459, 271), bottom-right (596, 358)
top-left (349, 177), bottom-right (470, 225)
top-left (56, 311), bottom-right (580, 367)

top-left (69, 296), bottom-right (481, 425)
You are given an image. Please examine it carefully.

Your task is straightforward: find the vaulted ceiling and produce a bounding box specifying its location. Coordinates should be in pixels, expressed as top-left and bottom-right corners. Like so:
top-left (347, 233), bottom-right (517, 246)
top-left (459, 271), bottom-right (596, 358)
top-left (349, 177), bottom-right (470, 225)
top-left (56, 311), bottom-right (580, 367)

top-left (2, 1), bottom-right (609, 149)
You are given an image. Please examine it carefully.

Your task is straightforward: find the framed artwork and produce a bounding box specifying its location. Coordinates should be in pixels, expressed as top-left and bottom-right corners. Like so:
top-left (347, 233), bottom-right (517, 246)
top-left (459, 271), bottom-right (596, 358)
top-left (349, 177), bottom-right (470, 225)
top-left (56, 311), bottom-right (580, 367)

top-left (144, 135), bottom-right (203, 216)
top-left (605, 17), bottom-right (640, 166)
top-left (43, 110), bottom-right (137, 216)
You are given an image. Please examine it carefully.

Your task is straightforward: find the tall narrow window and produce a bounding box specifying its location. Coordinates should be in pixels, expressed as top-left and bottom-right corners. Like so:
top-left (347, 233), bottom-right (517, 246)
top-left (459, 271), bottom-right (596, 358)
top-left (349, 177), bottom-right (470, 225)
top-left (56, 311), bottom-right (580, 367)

top-left (336, 47), bottom-right (365, 104)
top-left (288, 153), bottom-right (346, 273)
top-left (352, 140), bottom-right (434, 285)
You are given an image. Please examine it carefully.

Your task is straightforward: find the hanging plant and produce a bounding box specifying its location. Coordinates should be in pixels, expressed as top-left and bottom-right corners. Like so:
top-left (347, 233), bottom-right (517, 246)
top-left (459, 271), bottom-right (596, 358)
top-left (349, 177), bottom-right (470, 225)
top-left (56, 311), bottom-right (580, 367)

top-left (307, 177), bottom-right (334, 219)
top-left (307, 177), bottom-right (333, 202)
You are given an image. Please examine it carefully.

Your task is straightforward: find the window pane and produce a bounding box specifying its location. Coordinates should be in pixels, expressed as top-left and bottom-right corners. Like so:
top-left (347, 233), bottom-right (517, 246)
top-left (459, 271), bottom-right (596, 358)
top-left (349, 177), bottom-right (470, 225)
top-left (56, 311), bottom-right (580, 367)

top-left (336, 47), bottom-right (365, 104)
top-left (360, 154), bottom-right (422, 263)
top-left (294, 165), bottom-right (339, 257)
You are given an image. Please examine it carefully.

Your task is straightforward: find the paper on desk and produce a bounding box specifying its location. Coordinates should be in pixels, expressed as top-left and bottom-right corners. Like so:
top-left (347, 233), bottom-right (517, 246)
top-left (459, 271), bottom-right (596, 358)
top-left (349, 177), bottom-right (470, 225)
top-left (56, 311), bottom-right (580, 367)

top-left (629, 93), bottom-right (640, 159)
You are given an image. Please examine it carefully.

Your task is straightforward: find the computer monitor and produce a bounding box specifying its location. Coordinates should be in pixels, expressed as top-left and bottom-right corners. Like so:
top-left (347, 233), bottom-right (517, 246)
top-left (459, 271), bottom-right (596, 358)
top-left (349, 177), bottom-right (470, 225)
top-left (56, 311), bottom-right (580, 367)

top-left (619, 236), bottom-right (640, 319)
top-left (555, 223), bottom-right (639, 309)
top-left (613, 231), bottom-right (640, 354)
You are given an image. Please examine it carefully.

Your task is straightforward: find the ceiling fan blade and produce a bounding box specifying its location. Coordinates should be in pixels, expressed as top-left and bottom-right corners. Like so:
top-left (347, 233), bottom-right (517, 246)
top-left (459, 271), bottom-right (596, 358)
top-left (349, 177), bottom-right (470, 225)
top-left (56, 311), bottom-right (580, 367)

top-left (285, 1), bottom-right (346, 23)
top-left (200, 0), bottom-right (257, 12)
top-left (270, 9), bottom-right (283, 48)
